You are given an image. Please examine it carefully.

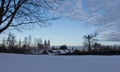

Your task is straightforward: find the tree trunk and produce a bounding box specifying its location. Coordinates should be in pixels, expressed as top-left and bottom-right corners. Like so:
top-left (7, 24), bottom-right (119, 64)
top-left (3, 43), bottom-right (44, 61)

top-left (88, 35), bottom-right (91, 51)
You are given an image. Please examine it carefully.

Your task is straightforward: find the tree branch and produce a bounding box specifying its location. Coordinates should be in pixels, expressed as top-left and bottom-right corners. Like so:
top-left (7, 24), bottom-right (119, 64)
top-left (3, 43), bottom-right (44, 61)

top-left (0, 0), bottom-right (22, 33)
top-left (0, 0), bottom-right (5, 25)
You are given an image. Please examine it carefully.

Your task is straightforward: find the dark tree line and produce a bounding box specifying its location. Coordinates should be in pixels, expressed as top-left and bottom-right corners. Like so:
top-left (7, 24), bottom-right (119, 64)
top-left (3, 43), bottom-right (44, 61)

top-left (0, 32), bottom-right (42, 54)
top-left (58, 33), bottom-right (120, 55)
top-left (81, 33), bottom-right (120, 55)
top-left (59, 44), bottom-right (120, 55)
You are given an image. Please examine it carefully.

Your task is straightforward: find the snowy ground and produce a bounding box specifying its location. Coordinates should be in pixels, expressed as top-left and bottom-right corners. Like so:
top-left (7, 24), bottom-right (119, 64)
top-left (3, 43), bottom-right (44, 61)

top-left (0, 53), bottom-right (120, 72)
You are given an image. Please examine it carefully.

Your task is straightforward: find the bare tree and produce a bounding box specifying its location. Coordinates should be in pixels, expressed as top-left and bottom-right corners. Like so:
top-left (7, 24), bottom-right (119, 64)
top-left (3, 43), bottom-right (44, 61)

top-left (92, 42), bottom-right (101, 51)
top-left (28, 35), bottom-right (31, 47)
top-left (23, 37), bottom-right (28, 48)
top-left (0, 0), bottom-right (63, 33)
top-left (83, 33), bottom-right (98, 51)
top-left (6, 32), bottom-right (16, 49)
top-left (18, 39), bottom-right (21, 48)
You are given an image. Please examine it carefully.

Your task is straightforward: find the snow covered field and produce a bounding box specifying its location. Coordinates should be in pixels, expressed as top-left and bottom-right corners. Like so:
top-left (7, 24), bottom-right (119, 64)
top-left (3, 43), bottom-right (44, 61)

top-left (0, 53), bottom-right (120, 72)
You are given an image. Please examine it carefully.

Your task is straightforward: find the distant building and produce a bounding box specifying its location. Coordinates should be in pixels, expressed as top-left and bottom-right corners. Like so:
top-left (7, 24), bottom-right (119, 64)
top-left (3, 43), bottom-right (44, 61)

top-left (37, 40), bottom-right (50, 54)
top-left (43, 40), bottom-right (50, 51)
top-left (30, 40), bottom-right (51, 54)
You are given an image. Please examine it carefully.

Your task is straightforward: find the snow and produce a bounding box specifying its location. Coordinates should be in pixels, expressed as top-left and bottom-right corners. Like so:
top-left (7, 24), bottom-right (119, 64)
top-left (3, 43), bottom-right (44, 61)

top-left (0, 53), bottom-right (120, 72)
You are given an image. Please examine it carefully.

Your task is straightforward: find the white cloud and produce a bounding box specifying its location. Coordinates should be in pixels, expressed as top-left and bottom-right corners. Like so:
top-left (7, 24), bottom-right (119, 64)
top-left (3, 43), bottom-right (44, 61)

top-left (55, 0), bottom-right (120, 41)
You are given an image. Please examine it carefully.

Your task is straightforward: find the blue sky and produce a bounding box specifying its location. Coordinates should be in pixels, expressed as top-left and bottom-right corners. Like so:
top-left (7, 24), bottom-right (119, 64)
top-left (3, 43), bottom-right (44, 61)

top-left (8, 17), bottom-right (94, 46)
top-left (1, 17), bottom-right (119, 46)
top-left (0, 0), bottom-right (120, 46)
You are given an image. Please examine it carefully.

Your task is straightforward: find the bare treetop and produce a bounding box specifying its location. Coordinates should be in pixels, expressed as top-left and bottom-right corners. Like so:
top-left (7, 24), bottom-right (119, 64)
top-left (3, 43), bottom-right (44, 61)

top-left (0, 0), bottom-right (63, 33)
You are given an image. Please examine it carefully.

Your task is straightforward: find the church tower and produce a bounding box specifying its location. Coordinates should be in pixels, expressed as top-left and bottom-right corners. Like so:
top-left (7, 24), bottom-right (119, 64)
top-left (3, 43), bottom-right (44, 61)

top-left (48, 40), bottom-right (50, 50)
top-left (44, 40), bottom-right (50, 50)
top-left (44, 40), bottom-right (47, 45)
